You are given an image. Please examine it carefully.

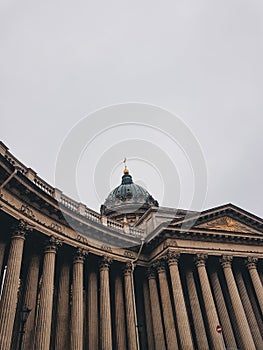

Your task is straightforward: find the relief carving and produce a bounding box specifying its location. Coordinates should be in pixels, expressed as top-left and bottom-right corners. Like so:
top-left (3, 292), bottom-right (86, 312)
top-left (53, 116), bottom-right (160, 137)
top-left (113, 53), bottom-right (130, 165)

top-left (124, 250), bottom-right (136, 259)
top-left (101, 245), bottom-right (112, 253)
top-left (196, 216), bottom-right (257, 233)
top-left (76, 234), bottom-right (88, 245)
top-left (20, 204), bottom-right (35, 219)
top-left (50, 222), bottom-right (62, 233)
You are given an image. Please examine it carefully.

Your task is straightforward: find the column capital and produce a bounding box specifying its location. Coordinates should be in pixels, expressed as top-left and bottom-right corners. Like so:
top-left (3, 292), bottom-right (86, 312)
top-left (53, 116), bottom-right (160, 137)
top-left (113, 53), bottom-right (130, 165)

top-left (194, 253), bottom-right (208, 268)
top-left (99, 255), bottom-right (112, 270)
top-left (165, 250), bottom-right (180, 266)
top-left (45, 236), bottom-right (63, 254)
top-left (123, 262), bottom-right (133, 275)
top-left (246, 256), bottom-right (258, 270)
top-left (146, 266), bottom-right (156, 280)
top-left (11, 219), bottom-right (33, 239)
top-left (154, 259), bottom-right (166, 273)
top-left (220, 255), bottom-right (233, 268)
top-left (73, 248), bottom-right (88, 264)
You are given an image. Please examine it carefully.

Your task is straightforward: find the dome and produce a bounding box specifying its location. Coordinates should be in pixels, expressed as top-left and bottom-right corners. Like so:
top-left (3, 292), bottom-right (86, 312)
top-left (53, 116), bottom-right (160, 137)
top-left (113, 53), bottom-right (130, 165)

top-left (100, 169), bottom-right (158, 219)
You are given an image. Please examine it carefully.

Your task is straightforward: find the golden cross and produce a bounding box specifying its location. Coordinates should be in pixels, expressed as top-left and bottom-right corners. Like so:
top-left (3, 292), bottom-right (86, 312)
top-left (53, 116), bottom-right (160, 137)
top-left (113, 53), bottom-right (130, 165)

top-left (123, 158), bottom-right (127, 170)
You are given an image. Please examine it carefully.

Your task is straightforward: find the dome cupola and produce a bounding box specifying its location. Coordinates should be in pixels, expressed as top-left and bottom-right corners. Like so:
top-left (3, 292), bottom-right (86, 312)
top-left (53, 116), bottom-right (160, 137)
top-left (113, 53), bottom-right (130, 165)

top-left (100, 163), bottom-right (158, 224)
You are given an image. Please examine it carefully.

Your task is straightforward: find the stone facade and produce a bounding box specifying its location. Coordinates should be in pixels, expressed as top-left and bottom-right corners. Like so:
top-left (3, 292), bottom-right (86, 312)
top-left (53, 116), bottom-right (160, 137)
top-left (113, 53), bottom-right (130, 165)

top-left (0, 142), bottom-right (263, 349)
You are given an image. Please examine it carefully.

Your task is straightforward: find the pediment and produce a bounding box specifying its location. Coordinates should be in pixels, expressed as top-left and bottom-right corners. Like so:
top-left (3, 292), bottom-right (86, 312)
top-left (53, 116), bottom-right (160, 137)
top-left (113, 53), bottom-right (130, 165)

top-left (196, 216), bottom-right (259, 233)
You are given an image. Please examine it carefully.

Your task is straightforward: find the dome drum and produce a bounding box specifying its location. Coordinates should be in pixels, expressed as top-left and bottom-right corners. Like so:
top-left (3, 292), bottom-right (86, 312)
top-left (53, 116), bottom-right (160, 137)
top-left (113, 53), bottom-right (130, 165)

top-left (101, 170), bottom-right (158, 224)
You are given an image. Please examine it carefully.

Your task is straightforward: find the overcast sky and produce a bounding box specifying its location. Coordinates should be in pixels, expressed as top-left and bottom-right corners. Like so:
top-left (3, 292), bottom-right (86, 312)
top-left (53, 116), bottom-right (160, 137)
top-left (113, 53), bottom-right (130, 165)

top-left (1, 1), bottom-right (263, 217)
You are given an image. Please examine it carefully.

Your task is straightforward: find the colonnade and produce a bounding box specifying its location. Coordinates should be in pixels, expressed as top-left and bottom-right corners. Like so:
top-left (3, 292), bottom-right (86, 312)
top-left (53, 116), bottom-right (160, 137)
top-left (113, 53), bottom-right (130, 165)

top-left (0, 220), bottom-right (262, 349)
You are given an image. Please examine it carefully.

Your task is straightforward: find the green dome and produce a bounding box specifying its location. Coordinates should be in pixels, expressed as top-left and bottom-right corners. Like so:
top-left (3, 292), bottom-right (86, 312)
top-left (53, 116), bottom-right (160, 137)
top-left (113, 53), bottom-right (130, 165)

top-left (101, 171), bottom-right (158, 215)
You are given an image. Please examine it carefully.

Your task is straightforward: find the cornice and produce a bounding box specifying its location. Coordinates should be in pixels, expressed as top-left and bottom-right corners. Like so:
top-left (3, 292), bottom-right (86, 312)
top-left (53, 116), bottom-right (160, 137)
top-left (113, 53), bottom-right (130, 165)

top-left (0, 152), bottom-right (144, 240)
top-left (1, 142), bottom-right (263, 267)
top-left (0, 196), bottom-right (143, 264)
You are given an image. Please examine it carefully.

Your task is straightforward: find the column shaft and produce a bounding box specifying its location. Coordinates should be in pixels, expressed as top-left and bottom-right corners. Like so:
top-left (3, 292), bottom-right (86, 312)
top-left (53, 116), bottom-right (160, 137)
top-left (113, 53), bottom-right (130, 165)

top-left (100, 256), bottom-right (112, 350)
top-left (124, 263), bottom-right (138, 350)
top-left (34, 237), bottom-right (61, 350)
top-left (166, 252), bottom-right (193, 349)
top-left (210, 268), bottom-right (237, 349)
top-left (0, 221), bottom-right (27, 350)
top-left (185, 268), bottom-right (209, 350)
top-left (156, 260), bottom-right (178, 350)
top-left (221, 255), bottom-right (255, 350)
top-left (195, 254), bottom-right (225, 350)
top-left (245, 274), bottom-right (263, 331)
top-left (71, 249), bottom-right (86, 350)
top-left (235, 268), bottom-right (263, 349)
top-left (147, 268), bottom-right (166, 349)
top-left (246, 257), bottom-right (263, 316)
top-left (54, 259), bottom-right (70, 350)
top-left (88, 269), bottom-right (99, 350)
top-left (142, 279), bottom-right (155, 350)
top-left (115, 273), bottom-right (127, 350)
top-left (22, 253), bottom-right (41, 350)
top-left (0, 241), bottom-right (6, 286)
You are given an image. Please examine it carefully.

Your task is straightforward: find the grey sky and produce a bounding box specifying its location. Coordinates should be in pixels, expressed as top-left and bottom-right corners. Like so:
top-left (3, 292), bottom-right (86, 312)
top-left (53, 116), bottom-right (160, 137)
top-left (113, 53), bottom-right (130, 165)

top-left (1, 1), bottom-right (263, 217)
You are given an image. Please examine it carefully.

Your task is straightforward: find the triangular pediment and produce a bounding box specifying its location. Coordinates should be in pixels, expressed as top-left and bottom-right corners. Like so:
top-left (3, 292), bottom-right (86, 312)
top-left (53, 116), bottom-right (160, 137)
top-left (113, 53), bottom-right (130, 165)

top-left (196, 216), bottom-right (259, 233)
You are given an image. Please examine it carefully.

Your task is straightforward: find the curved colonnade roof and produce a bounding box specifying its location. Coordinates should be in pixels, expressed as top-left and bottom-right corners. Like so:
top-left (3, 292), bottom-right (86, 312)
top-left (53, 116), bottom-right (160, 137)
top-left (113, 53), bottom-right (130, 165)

top-left (1, 141), bottom-right (263, 261)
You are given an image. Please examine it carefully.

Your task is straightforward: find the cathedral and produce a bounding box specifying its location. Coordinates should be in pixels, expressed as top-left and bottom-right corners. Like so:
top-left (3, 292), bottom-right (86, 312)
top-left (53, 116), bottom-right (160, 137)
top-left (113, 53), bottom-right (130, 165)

top-left (0, 140), bottom-right (262, 350)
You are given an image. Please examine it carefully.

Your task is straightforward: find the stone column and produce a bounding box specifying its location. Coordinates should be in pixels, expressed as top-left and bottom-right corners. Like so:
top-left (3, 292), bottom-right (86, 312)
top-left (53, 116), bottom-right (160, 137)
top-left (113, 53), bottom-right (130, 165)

top-left (0, 220), bottom-right (29, 350)
top-left (71, 248), bottom-right (87, 350)
top-left (21, 253), bottom-right (41, 350)
top-left (100, 256), bottom-right (113, 350)
top-left (115, 272), bottom-right (127, 350)
top-left (0, 241), bottom-right (6, 285)
top-left (166, 252), bottom-right (193, 349)
top-left (220, 255), bottom-right (255, 350)
top-left (246, 257), bottom-right (263, 315)
top-left (185, 268), bottom-right (209, 350)
top-left (155, 259), bottom-right (178, 350)
top-left (235, 268), bottom-right (263, 349)
top-left (142, 279), bottom-right (155, 350)
top-left (34, 236), bottom-right (62, 350)
top-left (260, 269), bottom-right (263, 286)
top-left (209, 267), bottom-right (237, 350)
top-left (124, 262), bottom-right (138, 350)
top-left (195, 254), bottom-right (225, 350)
top-left (87, 268), bottom-right (99, 350)
top-left (245, 272), bottom-right (263, 332)
top-left (54, 257), bottom-right (70, 350)
top-left (147, 267), bottom-right (166, 350)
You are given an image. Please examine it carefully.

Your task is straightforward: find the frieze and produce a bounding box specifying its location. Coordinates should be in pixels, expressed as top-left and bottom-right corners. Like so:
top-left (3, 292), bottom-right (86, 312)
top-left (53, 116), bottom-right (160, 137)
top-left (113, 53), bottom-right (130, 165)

top-left (20, 204), bottom-right (35, 219)
top-left (76, 234), bottom-right (89, 245)
top-left (124, 250), bottom-right (136, 259)
top-left (101, 245), bottom-right (112, 253)
top-left (1, 197), bottom-right (144, 260)
top-left (163, 239), bottom-right (178, 249)
top-left (50, 222), bottom-right (63, 233)
top-left (1, 189), bottom-right (263, 264)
